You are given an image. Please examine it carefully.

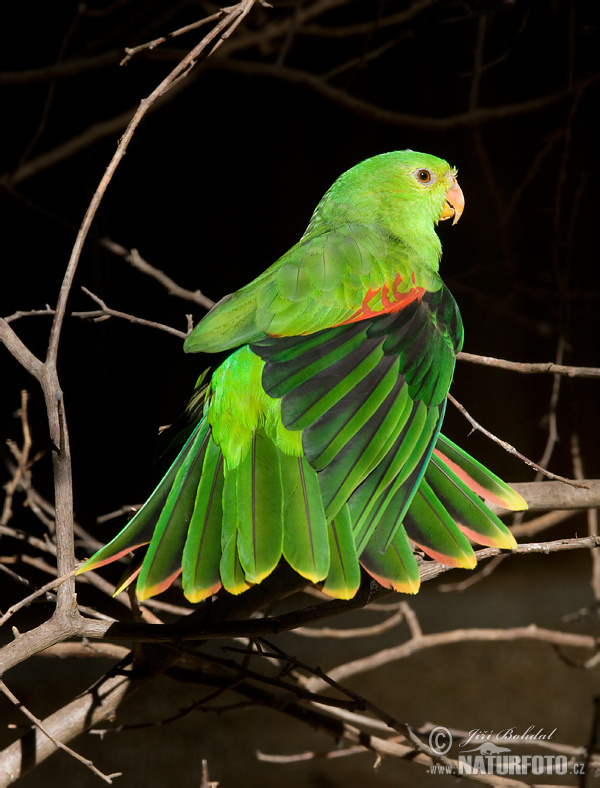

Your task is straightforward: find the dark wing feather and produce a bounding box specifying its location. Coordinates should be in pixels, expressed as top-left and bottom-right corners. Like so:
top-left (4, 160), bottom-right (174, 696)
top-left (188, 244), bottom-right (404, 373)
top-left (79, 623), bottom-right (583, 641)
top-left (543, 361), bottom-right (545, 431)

top-left (252, 284), bottom-right (462, 550)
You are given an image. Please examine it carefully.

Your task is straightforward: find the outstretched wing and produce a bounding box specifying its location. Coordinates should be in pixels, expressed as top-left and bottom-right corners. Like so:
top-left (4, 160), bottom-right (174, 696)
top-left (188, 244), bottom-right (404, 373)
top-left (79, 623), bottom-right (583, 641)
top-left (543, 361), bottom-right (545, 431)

top-left (251, 283), bottom-right (463, 554)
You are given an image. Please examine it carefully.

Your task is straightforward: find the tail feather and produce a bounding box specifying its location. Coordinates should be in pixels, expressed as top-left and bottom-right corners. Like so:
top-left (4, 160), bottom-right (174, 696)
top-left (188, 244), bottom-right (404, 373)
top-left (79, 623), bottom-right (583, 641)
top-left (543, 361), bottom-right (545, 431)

top-left (136, 424), bottom-right (211, 600)
top-left (236, 431), bottom-right (284, 583)
top-left (281, 454), bottom-right (329, 583)
top-left (220, 465), bottom-right (252, 595)
top-left (321, 506), bottom-right (361, 600)
top-left (182, 435), bottom-right (225, 603)
top-left (80, 426), bottom-right (526, 602)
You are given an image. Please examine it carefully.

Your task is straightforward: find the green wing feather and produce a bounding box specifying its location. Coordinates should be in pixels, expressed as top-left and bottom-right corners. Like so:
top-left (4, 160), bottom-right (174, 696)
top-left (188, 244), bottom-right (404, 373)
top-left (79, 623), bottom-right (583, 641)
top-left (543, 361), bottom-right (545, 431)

top-left (360, 526), bottom-right (421, 594)
top-left (113, 551), bottom-right (145, 596)
top-left (79, 284), bottom-right (521, 601)
top-left (399, 479), bottom-right (477, 568)
top-left (433, 435), bottom-right (527, 511)
top-left (425, 453), bottom-right (517, 549)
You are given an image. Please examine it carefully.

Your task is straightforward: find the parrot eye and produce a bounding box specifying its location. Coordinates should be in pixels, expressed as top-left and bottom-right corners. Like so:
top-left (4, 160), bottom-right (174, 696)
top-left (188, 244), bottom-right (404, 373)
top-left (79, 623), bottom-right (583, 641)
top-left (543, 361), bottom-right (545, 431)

top-left (415, 168), bottom-right (433, 184)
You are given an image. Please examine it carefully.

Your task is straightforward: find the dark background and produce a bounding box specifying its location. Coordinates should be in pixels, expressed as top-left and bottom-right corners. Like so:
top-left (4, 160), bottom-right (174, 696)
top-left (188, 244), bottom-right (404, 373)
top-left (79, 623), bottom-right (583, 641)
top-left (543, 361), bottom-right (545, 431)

top-left (1, 1), bottom-right (599, 785)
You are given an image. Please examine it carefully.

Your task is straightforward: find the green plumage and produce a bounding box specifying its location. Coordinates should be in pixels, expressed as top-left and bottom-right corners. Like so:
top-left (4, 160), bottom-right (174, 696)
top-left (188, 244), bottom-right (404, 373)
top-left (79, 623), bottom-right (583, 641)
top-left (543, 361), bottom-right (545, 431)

top-left (79, 150), bottom-right (526, 601)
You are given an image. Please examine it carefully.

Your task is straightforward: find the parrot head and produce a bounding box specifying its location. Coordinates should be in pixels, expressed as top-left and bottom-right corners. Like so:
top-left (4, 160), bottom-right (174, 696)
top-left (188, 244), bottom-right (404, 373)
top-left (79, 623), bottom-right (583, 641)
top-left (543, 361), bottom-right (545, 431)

top-left (383, 149), bottom-right (464, 227)
top-left (309, 150), bottom-right (464, 267)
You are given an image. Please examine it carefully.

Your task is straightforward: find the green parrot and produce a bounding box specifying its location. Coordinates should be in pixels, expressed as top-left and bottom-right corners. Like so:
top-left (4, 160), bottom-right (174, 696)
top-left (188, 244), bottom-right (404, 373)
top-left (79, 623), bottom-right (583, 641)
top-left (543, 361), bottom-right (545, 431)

top-left (79, 150), bottom-right (527, 602)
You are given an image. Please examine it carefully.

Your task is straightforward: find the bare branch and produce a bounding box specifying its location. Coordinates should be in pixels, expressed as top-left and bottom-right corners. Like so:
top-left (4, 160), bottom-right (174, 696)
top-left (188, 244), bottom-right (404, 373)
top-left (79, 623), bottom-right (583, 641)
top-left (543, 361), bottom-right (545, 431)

top-left (303, 624), bottom-right (600, 694)
top-left (448, 393), bottom-right (588, 488)
top-left (2, 296), bottom-right (190, 339)
top-left (509, 509), bottom-right (578, 538)
top-left (99, 239), bottom-right (216, 309)
top-left (0, 0), bottom-right (263, 675)
top-left (0, 632), bottom-right (182, 781)
top-left (1, 106), bottom-right (137, 188)
top-left (437, 556), bottom-right (507, 593)
top-left (299, 0), bottom-right (435, 37)
top-left (69, 534), bottom-right (600, 645)
top-left (216, 58), bottom-right (600, 131)
top-left (0, 50), bottom-right (122, 85)
top-left (492, 480), bottom-right (600, 513)
top-left (0, 320), bottom-right (44, 377)
top-left (256, 638), bottom-right (443, 761)
top-left (457, 350), bottom-right (600, 379)
top-left (38, 643), bottom-right (131, 660)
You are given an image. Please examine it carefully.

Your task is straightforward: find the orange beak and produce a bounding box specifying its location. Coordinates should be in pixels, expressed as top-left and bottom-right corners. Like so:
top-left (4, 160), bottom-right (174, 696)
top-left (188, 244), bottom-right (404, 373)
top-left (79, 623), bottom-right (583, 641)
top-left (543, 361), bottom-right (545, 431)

top-left (439, 176), bottom-right (465, 225)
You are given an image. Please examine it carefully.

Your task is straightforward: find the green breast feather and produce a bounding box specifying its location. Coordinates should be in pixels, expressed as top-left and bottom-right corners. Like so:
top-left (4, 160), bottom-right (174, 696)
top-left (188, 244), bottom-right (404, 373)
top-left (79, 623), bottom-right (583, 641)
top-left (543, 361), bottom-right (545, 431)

top-left (79, 150), bottom-right (526, 602)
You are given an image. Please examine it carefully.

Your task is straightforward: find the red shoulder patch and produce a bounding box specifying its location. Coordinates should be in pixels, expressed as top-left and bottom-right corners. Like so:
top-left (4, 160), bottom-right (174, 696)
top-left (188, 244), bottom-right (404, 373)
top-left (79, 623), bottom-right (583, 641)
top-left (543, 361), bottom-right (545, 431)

top-left (335, 272), bottom-right (426, 326)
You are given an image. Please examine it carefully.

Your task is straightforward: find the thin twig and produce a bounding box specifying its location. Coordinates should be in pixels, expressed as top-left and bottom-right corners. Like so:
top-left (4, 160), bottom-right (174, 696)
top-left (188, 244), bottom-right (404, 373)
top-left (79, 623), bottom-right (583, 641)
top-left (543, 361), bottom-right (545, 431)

top-left (448, 392), bottom-right (588, 488)
top-left (509, 509), bottom-right (578, 538)
top-left (257, 638), bottom-right (445, 763)
top-left (535, 337), bottom-right (564, 475)
top-left (80, 287), bottom-right (188, 338)
top-left (300, 0), bottom-right (434, 38)
top-left (167, 663), bottom-right (524, 786)
top-left (292, 604), bottom-right (405, 638)
top-left (121, 8), bottom-right (230, 65)
top-left (0, 680), bottom-right (121, 784)
top-left (1, 391), bottom-right (33, 528)
top-left (437, 556), bottom-right (506, 593)
top-left (99, 239), bottom-right (215, 309)
top-left (44, 3), bottom-right (258, 368)
top-left (0, 569), bottom-right (79, 629)
top-left (0, 50), bottom-right (121, 86)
